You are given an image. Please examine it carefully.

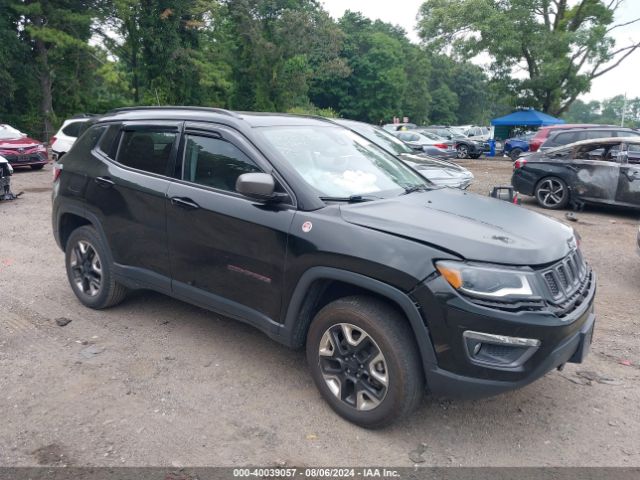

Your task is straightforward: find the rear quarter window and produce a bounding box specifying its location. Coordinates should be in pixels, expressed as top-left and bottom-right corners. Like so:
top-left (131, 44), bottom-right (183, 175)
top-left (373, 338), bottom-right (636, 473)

top-left (68, 125), bottom-right (107, 157)
top-left (61, 121), bottom-right (85, 138)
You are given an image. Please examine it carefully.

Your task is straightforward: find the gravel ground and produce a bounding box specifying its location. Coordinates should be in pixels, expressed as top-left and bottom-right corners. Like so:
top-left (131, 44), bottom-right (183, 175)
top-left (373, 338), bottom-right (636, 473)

top-left (1, 159), bottom-right (639, 467)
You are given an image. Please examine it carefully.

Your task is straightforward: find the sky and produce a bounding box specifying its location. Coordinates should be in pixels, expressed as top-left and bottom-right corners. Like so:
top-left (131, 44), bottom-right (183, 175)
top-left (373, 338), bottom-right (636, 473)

top-left (321, 0), bottom-right (640, 102)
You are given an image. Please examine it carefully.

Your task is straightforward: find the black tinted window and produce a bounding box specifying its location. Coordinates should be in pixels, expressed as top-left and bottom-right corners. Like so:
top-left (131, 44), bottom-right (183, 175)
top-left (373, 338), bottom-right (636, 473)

top-left (183, 135), bottom-right (260, 192)
top-left (97, 124), bottom-right (121, 158)
top-left (584, 130), bottom-right (614, 140)
top-left (70, 125), bottom-right (106, 156)
top-left (116, 130), bottom-right (176, 175)
top-left (550, 131), bottom-right (586, 146)
top-left (62, 121), bottom-right (85, 137)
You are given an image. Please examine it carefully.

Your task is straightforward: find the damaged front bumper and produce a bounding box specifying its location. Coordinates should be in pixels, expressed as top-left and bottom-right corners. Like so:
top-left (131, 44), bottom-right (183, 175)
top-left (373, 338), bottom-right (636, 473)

top-left (0, 160), bottom-right (20, 201)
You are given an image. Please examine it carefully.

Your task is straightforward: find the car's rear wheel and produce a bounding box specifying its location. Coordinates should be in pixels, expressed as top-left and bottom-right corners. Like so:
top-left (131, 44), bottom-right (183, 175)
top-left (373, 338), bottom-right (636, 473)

top-left (65, 226), bottom-right (127, 309)
top-left (306, 296), bottom-right (424, 428)
top-left (509, 148), bottom-right (523, 161)
top-left (535, 176), bottom-right (570, 209)
top-left (30, 164), bottom-right (44, 170)
top-left (456, 145), bottom-right (469, 159)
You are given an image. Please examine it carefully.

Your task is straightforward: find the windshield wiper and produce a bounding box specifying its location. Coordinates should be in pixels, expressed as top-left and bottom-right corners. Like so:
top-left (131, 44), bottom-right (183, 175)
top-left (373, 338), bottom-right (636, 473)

top-left (320, 194), bottom-right (378, 203)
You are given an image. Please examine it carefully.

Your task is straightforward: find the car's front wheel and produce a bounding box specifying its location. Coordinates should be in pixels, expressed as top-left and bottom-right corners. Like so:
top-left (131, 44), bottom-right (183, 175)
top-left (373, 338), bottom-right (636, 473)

top-left (306, 296), bottom-right (424, 428)
top-left (456, 145), bottom-right (469, 159)
top-left (509, 148), bottom-right (523, 161)
top-left (535, 176), bottom-right (570, 209)
top-left (65, 225), bottom-right (127, 309)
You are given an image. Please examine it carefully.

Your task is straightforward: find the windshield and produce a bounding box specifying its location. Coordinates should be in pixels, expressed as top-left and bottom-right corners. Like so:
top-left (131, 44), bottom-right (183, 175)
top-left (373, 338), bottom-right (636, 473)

top-left (257, 125), bottom-right (429, 198)
top-left (337, 121), bottom-right (414, 156)
top-left (0, 125), bottom-right (24, 140)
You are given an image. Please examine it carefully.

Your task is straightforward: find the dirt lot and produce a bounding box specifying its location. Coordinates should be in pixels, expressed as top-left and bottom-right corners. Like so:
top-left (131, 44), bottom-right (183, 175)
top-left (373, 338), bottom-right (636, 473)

top-left (1, 159), bottom-right (639, 467)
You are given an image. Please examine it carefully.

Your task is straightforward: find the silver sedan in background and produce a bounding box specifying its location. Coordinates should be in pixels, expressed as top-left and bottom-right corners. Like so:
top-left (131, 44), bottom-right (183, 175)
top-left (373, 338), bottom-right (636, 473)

top-left (392, 130), bottom-right (457, 159)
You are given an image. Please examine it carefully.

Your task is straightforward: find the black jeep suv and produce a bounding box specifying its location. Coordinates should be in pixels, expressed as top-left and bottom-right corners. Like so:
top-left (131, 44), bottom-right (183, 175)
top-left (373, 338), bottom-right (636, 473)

top-left (52, 107), bottom-right (596, 428)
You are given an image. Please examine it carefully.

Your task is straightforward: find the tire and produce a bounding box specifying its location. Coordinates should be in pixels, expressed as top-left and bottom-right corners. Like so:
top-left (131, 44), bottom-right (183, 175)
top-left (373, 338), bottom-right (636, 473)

top-left (509, 148), bottom-right (523, 161)
top-left (306, 296), bottom-right (424, 428)
top-left (535, 176), bottom-right (570, 210)
top-left (456, 144), bottom-right (470, 159)
top-left (65, 225), bottom-right (127, 309)
top-left (30, 164), bottom-right (45, 170)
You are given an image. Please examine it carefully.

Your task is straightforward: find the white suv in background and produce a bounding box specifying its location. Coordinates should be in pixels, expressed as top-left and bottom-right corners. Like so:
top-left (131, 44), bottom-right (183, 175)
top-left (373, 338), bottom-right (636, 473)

top-left (50, 115), bottom-right (94, 160)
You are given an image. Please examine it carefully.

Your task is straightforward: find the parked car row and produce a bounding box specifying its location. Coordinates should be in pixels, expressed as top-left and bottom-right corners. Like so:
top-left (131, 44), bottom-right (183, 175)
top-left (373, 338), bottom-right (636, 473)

top-left (334, 119), bottom-right (474, 189)
top-left (382, 123), bottom-right (490, 159)
top-left (506, 124), bottom-right (640, 160)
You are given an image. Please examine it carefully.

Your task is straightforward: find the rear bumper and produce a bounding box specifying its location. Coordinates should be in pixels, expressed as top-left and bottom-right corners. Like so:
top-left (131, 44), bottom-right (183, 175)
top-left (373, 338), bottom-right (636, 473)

top-left (511, 168), bottom-right (537, 196)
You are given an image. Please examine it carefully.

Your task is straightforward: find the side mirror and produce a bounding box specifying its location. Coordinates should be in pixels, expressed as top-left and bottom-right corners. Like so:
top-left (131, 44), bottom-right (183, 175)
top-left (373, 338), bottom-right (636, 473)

top-left (236, 172), bottom-right (279, 201)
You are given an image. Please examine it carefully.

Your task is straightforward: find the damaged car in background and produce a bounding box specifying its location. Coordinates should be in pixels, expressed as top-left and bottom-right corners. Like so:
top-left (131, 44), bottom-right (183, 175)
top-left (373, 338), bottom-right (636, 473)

top-left (0, 155), bottom-right (19, 200)
top-left (333, 119), bottom-right (474, 189)
top-left (0, 124), bottom-right (48, 170)
top-left (512, 137), bottom-right (640, 210)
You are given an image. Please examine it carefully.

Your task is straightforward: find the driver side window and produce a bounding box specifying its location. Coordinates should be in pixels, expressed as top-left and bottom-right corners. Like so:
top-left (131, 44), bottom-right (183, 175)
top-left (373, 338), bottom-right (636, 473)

top-left (182, 134), bottom-right (261, 192)
top-left (575, 143), bottom-right (622, 162)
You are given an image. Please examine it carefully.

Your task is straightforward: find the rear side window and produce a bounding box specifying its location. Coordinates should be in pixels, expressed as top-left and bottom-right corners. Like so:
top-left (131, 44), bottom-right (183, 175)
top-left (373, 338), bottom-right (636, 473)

top-left (61, 121), bottom-right (85, 138)
top-left (182, 135), bottom-right (260, 192)
top-left (70, 125), bottom-right (107, 156)
top-left (116, 130), bottom-right (177, 176)
top-left (584, 130), bottom-right (614, 140)
top-left (97, 124), bottom-right (121, 158)
top-left (548, 131), bottom-right (586, 147)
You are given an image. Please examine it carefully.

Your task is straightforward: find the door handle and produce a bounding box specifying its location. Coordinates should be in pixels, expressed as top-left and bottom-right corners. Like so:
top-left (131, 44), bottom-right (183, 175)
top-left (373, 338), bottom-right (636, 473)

top-left (95, 176), bottom-right (115, 188)
top-left (170, 196), bottom-right (200, 210)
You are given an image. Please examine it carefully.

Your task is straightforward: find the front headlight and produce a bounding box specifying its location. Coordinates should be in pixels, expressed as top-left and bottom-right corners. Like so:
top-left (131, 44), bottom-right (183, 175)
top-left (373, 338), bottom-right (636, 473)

top-left (435, 260), bottom-right (538, 299)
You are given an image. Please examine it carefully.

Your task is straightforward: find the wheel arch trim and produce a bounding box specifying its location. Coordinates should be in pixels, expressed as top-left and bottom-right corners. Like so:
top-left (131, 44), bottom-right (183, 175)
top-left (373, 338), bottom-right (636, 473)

top-left (282, 267), bottom-right (438, 370)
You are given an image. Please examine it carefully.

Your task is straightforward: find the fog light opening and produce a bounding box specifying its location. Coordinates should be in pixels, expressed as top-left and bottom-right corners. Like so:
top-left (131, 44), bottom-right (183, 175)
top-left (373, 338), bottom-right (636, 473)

top-left (463, 331), bottom-right (541, 369)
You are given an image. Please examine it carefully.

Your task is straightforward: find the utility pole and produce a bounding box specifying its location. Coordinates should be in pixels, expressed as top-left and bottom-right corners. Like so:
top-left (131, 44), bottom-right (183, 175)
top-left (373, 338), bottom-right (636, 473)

top-left (621, 92), bottom-right (627, 127)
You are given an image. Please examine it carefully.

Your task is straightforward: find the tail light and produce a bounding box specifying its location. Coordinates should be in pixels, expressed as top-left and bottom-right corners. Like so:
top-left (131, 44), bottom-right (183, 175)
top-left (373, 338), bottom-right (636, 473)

top-left (49, 136), bottom-right (57, 146)
top-left (514, 158), bottom-right (527, 169)
top-left (53, 163), bottom-right (62, 182)
top-left (529, 139), bottom-right (541, 152)
top-left (434, 143), bottom-right (448, 149)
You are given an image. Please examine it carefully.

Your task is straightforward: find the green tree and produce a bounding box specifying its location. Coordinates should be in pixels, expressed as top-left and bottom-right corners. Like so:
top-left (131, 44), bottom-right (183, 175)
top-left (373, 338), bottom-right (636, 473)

top-left (418, 0), bottom-right (640, 116)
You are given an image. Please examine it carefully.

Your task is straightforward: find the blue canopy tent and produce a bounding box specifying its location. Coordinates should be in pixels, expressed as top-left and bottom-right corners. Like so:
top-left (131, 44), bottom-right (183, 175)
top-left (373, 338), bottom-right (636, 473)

top-left (491, 109), bottom-right (565, 127)
top-left (490, 109), bottom-right (565, 143)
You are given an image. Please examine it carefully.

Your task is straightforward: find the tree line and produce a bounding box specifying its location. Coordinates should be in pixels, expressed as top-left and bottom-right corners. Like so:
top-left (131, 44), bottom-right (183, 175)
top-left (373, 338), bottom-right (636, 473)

top-left (1, 0), bottom-right (637, 140)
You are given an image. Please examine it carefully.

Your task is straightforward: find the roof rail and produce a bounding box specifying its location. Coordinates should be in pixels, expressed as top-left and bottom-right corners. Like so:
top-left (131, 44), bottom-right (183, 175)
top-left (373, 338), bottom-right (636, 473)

top-left (106, 106), bottom-right (239, 118)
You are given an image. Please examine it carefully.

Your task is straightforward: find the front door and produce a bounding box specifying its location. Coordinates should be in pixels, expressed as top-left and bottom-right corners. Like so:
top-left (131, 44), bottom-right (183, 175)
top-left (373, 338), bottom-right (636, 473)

top-left (166, 122), bottom-right (295, 328)
top-left (616, 142), bottom-right (640, 207)
top-left (570, 141), bottom-right (622, 204)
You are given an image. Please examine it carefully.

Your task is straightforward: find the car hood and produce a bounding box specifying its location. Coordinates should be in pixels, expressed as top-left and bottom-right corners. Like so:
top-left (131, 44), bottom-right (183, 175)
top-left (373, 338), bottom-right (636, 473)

top-left (340, 188), bottom-right (574, 266)
top-left (400, 153), bottom-right (469, 172)
top-left (0, 136), bottom-right (42, 149)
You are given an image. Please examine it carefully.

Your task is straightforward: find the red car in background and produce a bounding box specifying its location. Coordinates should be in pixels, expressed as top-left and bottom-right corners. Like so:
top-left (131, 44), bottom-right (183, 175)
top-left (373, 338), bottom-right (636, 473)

top-left (0, 124), bottom-right (48, 170)
top-left (528, 124), bottom-right (613, 152)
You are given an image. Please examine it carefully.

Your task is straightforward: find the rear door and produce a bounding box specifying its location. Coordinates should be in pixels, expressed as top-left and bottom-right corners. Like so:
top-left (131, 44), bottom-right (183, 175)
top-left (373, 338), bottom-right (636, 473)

top-left (84, 121), bottom-right (181, 290)
top-left (570, 141), bottom-right (622, 204)
top-left (165, 122), bottom-right (295, 325)
top-left (616, 141), bottom-right (640, 207)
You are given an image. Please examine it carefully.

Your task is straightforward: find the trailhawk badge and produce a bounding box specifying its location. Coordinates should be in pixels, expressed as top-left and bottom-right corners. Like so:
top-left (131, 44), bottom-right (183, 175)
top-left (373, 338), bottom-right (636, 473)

top-left (302, 221), bottom-right (313, 233)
